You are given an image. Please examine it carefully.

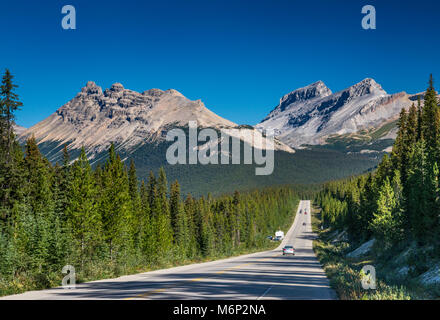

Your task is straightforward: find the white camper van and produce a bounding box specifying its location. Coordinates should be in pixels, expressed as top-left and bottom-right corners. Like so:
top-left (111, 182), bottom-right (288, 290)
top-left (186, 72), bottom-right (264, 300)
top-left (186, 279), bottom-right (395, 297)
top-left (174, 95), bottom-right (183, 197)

top-left (274, 230), bottom-right (284, 241)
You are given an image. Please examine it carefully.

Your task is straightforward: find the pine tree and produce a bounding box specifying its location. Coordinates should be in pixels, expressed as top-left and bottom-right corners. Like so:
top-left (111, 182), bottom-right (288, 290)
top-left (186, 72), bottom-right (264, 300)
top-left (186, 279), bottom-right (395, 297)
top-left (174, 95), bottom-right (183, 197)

top-left (146, 171), bottom-right (156, 210)
top-left (0, 138), bottom-right (24, 220)
top-left (169, 180), bottom-right (181, 239)
top-left (99, 144), bottom-right (132, 261)
top-left (157, 167), bottom-right (169, 216)
top-left (391, 108), bottom-right (408, 171)
top-left (152, 168), bottom-right (173, 259)
top-left (370, 173), bottom-right (402, 246)
top-left (127, 159), bottom-right (142, 248)
top-left (184, 194), bottom-right (198, 257)
top-left (422, 75), bottom-right (440, 162)
top-left (232, 191), bottom-right (241, 247)
top-left (23, 136), bottom-right (54, 215)
top-left (406, 140), bottom-right (428, 240)
top-left (424, 161), bottom-right (439, 242)
top-left (66, 148), bottom-right (101, 268)
top-left (0, 69), bottom-right (23, 161)
top-left (55, 144), bottom-right (72, 220)
top-left (358, 174), bottom-right (377, 240)
top-left (128, 160), bottom-right (138, 203)
top-left (417, 96), bottom-right (423, 141)
top-left (137, 180), bottom-right (156, 262)
top-left (151, 191), bottom-right (172, 259)
top-left (0, 70), bottom-right (24, 219)
top-left (406, 104), bottom-right (418, 147)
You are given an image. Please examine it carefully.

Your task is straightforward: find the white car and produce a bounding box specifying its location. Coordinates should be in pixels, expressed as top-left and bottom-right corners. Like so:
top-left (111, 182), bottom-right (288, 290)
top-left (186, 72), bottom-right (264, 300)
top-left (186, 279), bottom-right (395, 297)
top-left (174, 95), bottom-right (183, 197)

top-left (282, 245), bottom-right (295, 255)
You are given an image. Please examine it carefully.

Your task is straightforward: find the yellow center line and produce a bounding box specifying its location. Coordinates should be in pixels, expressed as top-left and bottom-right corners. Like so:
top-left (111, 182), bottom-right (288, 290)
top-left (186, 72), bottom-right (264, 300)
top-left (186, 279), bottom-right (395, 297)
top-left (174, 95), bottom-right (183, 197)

top-left (190, 278), bottom-right (205, 282)
top-left (124, 288), bottom-right (166, 300)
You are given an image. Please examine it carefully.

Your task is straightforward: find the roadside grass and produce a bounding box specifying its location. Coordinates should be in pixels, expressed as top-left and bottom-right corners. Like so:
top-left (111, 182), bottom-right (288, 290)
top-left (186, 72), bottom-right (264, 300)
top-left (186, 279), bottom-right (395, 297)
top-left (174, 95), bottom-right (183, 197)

top-left (311, 204), bottom-right (422, 300)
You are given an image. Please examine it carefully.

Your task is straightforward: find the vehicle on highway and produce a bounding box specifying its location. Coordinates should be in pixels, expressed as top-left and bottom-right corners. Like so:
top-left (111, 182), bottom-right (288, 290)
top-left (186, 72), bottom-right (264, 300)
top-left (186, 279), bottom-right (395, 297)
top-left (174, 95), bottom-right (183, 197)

top-left (302, 222), bottom-right (306, 226)
top-left (275, 230), bottom-right (284, 240)
top-left (282, 245), bottom-right (295, 255)
top-left (299, 209), bottom-right (302, 214)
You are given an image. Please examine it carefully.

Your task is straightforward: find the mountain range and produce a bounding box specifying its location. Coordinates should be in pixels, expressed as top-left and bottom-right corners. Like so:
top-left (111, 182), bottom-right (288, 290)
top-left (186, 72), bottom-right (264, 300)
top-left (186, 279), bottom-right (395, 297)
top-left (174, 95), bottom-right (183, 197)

top-left (18, 81), bottom-right (292, 164)
top-left (15, 78), bottom-right (421, 195)
top-left (257, 78), bottom-right (420, 150)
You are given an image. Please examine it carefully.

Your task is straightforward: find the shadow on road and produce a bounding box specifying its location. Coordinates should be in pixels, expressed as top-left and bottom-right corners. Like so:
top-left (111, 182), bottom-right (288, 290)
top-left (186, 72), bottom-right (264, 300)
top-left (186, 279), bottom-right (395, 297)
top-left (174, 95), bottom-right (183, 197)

top-left (47, 253), bottom-right (333, 300)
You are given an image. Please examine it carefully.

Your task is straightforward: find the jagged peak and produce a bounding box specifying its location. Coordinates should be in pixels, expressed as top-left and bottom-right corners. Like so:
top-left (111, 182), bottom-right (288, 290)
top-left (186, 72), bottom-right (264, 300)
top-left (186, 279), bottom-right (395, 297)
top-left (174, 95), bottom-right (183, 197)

top-left (341, 78), bottom-right (386, 97)
top-left (110, 83), bottom-right (124, 92)
top-left (164, 89), bottom-right (185, 97)
top-left (305, 80), bottom-right (328, 89)
top-left (281, 81), bottom-right (332, 102)
top-left (274, 80), bottom-right (332, 113)
top-left (143, 88), bottom-right (164, 97)
top-left (78, 81), bottom-right (190, 100)
top-left (81, 81), bottom-right (102, 95)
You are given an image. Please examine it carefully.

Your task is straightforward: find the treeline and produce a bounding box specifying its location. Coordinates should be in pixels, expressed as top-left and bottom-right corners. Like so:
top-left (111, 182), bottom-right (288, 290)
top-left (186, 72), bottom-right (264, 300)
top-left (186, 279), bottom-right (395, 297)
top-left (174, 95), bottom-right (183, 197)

top-left (317, 75), bottom-right (440, 249)
top-left (0, 70), bottom-right (297, 294)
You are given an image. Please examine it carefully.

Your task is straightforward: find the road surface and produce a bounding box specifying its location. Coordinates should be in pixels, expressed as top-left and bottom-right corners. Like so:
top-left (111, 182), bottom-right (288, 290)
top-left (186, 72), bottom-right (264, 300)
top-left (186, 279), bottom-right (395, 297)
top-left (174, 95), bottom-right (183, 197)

top-left (1, 200), bottom-right (336, 300)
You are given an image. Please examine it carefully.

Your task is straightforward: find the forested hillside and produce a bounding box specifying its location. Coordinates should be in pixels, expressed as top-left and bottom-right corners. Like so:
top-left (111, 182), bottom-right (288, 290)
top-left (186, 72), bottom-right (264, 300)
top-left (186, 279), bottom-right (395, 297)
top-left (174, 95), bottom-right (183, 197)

top-left (0, 70), bottom-right (298, 295)
top-left (316, 76), bottom-right (440, 298)
top-left (318, 75), bottom-right (439, 246)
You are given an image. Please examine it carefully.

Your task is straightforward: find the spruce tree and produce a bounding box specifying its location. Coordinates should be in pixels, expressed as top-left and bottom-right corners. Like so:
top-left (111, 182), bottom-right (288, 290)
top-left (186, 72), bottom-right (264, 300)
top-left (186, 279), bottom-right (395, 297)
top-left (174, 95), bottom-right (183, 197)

top-left (67, 148), bottom-right (101, 268)
top-left (417, 96), bottom-right (423, 141)
top-left (391, 108), bottom-right (408, 172)
top-left (146, 171), bottom-right (156, 210)
top-left (0, 70), bottom-right (24, 219)
top-left (422, 75), bottom-right (440, 162)
top-left (23, 136), bottom-right (54, 215)
top-left (99, 144), bottom-right (132, 261)
top-left (169, 180), bottom-right (181, 239)
top-left (370, 174), bottom-right (401, 246)
top-left (0, 69), bottom-right (23, 160)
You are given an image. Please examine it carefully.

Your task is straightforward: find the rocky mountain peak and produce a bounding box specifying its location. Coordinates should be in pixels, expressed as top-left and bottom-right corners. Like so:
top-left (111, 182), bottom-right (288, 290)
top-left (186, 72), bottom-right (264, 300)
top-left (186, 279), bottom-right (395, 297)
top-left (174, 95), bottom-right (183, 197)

top-left (81, 81), bottom-right (103, 95)
top-left (20, 80), bottom-right (246, 161)
top-left (258, 77), bottom-right (411, 148)
top-left (164, 89), bottom-right (185, 97)
top-left (143, 88), bottom-right (164, 97)
top-left (347, 78), bottom-right (386, 97)
top-left (110, 83), bottom-right (124, 92)
top-left (277, 81), bottom-right (332, 112)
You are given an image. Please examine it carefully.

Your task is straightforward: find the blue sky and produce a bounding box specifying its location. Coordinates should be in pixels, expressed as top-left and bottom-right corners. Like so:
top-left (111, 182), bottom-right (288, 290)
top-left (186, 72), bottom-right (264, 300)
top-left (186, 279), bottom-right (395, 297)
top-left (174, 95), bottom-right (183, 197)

top-left (1, 0), bottom-right (439, 128)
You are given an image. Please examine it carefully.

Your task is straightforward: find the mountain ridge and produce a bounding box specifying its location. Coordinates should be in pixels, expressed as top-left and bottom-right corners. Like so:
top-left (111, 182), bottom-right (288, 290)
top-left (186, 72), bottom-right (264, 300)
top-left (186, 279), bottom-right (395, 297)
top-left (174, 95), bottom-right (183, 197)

top-left (19, 81), bottom-right (293, 163)
top-left (257, 78), bottom-right (416, 148)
